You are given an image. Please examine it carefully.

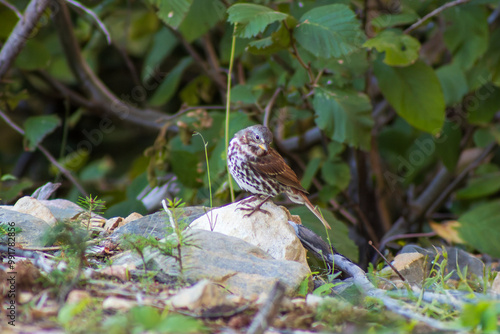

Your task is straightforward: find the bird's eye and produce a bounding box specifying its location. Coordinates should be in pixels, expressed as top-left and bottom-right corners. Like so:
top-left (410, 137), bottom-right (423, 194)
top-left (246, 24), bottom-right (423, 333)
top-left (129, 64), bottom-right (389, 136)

top-left (255, 135), bottom-right (260, 140)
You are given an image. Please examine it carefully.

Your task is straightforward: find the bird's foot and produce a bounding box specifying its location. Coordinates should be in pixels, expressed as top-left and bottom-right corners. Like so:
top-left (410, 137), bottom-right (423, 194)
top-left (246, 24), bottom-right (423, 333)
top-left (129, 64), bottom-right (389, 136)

top-left (237, 195), bottom-right (271, 217)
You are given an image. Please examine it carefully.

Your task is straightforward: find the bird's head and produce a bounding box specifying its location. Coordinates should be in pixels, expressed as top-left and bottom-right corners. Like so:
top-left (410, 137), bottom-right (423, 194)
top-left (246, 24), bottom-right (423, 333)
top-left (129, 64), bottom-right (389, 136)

top-left (237, 125), bottom-right (273, 156)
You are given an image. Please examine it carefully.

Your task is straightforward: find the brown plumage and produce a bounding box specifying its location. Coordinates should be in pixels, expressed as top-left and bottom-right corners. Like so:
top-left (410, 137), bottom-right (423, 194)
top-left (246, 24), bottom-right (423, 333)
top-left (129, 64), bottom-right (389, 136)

top-left (228, 125), bottom-right (331, 230)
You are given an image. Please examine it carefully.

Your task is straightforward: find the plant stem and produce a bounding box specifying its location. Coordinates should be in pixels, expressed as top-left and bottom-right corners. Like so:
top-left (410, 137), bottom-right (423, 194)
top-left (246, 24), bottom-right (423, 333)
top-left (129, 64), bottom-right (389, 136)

top-left (225, 24), bottom-right (237, 202)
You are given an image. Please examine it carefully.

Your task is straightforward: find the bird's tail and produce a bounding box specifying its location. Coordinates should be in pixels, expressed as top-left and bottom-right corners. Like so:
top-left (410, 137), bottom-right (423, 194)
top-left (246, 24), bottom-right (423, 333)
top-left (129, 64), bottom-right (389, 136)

top-left (301, 193), bottom-right (331, 230)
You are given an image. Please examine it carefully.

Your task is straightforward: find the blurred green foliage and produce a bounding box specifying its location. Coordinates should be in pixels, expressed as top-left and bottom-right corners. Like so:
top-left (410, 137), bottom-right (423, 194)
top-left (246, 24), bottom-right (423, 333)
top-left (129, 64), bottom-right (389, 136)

top-left (1, 0), bottom-right (500, 263)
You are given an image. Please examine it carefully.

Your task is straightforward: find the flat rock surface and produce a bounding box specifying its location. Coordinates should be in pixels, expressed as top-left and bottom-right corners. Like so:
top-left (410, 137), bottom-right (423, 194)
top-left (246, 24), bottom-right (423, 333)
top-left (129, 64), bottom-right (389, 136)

top-left (112, 229), bottom-right (310, 296)
top-left (0, 208), bottom-right (51, 247)
top-left (111, 206), bottom-right (209, 240)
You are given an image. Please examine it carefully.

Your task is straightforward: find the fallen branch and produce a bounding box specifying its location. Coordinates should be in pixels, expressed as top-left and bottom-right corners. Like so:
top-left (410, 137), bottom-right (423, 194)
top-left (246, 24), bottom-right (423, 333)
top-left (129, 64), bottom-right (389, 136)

top-left (404, 0), bottom-right (471, 34)
top-left (246, 280), bottom-right (286, 334)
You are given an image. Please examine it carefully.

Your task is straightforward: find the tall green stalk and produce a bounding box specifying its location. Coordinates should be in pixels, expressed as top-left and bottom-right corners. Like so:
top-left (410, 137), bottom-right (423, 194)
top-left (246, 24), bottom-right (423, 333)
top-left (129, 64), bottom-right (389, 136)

top-left (225, 24), bottom-right (237, 202)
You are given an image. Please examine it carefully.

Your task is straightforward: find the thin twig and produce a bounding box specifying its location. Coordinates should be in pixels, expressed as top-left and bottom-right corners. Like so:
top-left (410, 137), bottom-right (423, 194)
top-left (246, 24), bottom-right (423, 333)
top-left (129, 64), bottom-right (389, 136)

top-left (64, 0), bottom-right (111, 44)
top-left (369, 240), bottom-right (405, 282)
top-left (157, 105), bottom-right (225, 122)
top-left (425, 143), bottom-right (496, 216)
top-left (404, 0), bottom-right (471, 34)
top-left (263, 87), bottom-right (281, 128)
top-left (0, 0), bottom-right (22, 19)
top-left (0, 108), bottom-right (87, 196)
top-left (284, 20), bottom-right (314, 83)
top-left (0, 0), bottom-right (51, 80)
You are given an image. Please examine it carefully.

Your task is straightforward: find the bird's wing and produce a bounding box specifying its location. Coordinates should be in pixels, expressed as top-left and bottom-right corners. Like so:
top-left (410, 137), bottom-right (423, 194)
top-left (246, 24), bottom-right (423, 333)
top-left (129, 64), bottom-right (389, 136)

top-left (249, 148), bottom-right (308, 193)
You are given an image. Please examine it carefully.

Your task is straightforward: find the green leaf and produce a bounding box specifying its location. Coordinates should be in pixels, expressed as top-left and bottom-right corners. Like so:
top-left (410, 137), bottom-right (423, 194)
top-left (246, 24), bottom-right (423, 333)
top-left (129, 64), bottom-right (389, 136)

top-left (247, 23), bottom-right (290, 55)
top-left (301, 158), bottom-right (321, 190)
top-left (321, 160), bottom-right (350, 191)
top-left (363, 29), bottom-right (420, 66)
top-left (23, 115), bottom-right (61, 151)
top-left (435, 120), bottom-right (461, 172)
top-left (436, 62), bottom-right (469, 106)
top-left (179, 0), bottom-right (226, 42)
top-left (157, 314), bottom-right (206, 333)
top-left (142, 27), bottom-right (177, 82)
top-left (15, 40), bottom-right (51, 70)
top-left (458, 200), bottom-right (500, 257)
top-left (374, 59), bottom-right (445, 133)
top-left (484, 28), bottom-right (500, 87)
top-left (294, 4), bottom-right (364, 59)
top-left (130, 306), bottom-right (161, 329)
top-left (371, 12), bottom-right (419, 29)
top-left (227, 4), bottom-right (289, 38)
top-left (149, 0), bottom-right (192, 28)
top-left (149, 57), bottom-right (192, 106)
top-left (443, 5), bottom-right (489, 70)
top-left (170, 150), bottom-right (202, 188)
top-left (313, 87), bottom-right (373, 150)
top-left (467, 86), bottom-right (500, 125)
top-left (455, 172), bottom-right (500, 200)
top-left (230, 84), bottom-right (262, 104)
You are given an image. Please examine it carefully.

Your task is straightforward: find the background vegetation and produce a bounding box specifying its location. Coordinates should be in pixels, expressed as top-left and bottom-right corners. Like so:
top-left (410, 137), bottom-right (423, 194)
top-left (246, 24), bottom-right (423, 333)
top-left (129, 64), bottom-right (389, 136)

top-left (1, 0), bottom-right (500, 266)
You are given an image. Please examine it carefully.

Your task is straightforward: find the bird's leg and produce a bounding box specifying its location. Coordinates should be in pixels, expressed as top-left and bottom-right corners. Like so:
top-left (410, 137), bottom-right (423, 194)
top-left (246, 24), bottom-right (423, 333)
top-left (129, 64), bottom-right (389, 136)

top-left (238, 195), bottom-right (271, 217)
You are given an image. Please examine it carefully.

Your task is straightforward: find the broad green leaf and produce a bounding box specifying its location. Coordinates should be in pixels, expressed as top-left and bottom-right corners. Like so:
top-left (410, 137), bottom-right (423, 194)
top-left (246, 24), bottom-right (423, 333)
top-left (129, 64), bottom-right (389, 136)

top-left (227, 3), bottom-right (289, 38)
top-left (247, 23), bottom-right (290, 55)
top-left (230, 84), bottom-right (262, 104)
top-left (321, 160), bottom-right (351, 191)
top-left (142, 27), bottom-right (177, 82)
top-left (179, 0), bottom-right (226, 42)
top-left (484, 28), bottom-right (500, 87)
top-left (157, 314), bottom-right (205, 333)
top-left (435, 120), bottom-right (461, 172)
top-left (436, 62), bottom-right (469, 106)
top-left (443, 5), bottom-right (489, 70)
top-left (374, 59), bottom-right (445, 133)
top-left (23, 115), bottom-right (61, 151)
top-left (0, 8), bottom-right (18, 39)
top-left (363, 29), bottom-right (420, 66)
top-left (130, 306), bottom-right (161, 329)
top-left (467, 86), bottom-right (500, 125)
top-left (294, 4), bottom-right (364, 59)
top-left (456, 172), bottom-right (500, 200)
top-left (149, 57), bottom-right (192, 106)
top-left (79, 158), bottom-right (113, 181)
top-left (290, 206), bottom-right (359, 262)
top-left (15, 40), bottom-right (51, 70)
top-left (458, 200), bottom-right (500, 257)
top-left (149, 0), bottom-right (192, 28)
top-left (371, 12), bottom-right (419, 29)
top-left (313, 87), bottom-right (373, 150)
top-left (170, 150), bottom-right (202, 188)
top-left (301, 158), bottom-right (321, 190)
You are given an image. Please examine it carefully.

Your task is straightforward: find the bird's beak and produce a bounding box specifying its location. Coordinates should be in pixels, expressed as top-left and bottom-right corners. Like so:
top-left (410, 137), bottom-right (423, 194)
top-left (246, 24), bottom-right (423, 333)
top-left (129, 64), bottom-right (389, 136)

top-left (258, 144), bottom-right (268, 151)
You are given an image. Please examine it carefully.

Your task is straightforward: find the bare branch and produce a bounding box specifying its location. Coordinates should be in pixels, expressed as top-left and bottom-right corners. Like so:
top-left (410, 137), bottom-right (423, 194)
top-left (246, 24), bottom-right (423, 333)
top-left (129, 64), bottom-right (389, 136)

top-left (0, 0), bottom-right (51, 80)
top-left (0, 0), bottom-right (22, 20)
top-left (64, 0), bottom-right (111, 44)
top-left (404, 0), bottom-right (471, 34)
top-left (0, 108), bottom-right (88, 196)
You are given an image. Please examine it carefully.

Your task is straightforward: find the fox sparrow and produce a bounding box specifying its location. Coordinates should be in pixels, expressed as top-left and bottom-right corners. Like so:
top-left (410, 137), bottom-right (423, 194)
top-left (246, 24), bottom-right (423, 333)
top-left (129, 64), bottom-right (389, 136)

top-left (227, 125), bottom-right (331, 230)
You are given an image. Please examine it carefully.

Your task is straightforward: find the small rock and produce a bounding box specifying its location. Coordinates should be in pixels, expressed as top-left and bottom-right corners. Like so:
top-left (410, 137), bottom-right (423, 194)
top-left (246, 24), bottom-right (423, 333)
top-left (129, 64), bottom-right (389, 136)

top-left (0, 208), bottom-right (51, 247)
top-left (121, 212), bottom-right (143, 226)
top-left (102, 296), bottom-right (137, 311)
top-left (104, 217), bottom-right (123, 231)
top-left (400, 245), bottom-right (485, 280)
top-left (39, 198), bottom-right (85, 221)
top-left (190, 200), bottom-right (308, 267)
top-left (168, 279), bottom-right (233, 312)
top-left (13, 196), bottom-right (57, 226)
top-left (306, 294), bottom-right (323, 308)
top-left (66, 290), bottom-right (91, 304)
top-left (381, 252), bottom-right (426, 286)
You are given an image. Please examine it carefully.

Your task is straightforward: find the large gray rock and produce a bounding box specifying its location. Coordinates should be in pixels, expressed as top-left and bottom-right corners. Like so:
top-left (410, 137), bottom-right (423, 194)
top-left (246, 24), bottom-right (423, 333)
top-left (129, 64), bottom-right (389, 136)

top-left (112, 229), bottom-right (310, 296)
top-left (111, 206), bottom-right (208, 240)
top-left (0, 208), bottom-right (51, 247)
top-left (190, 200), bottom-right (308, 267)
